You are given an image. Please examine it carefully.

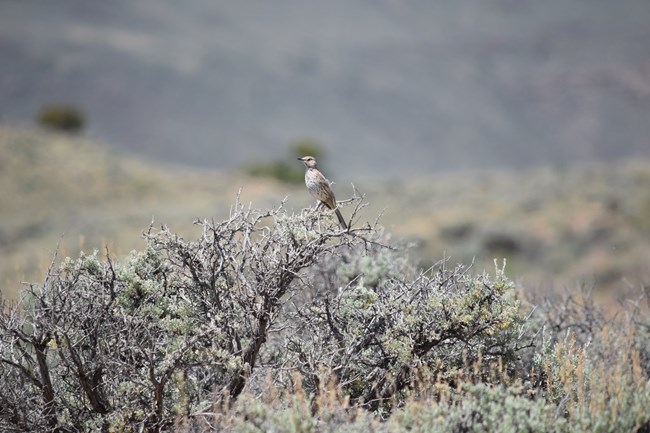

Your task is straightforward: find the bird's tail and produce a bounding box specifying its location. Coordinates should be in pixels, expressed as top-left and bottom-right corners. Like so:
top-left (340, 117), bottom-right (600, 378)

top-left (335, 208), bottom-right (348, 230)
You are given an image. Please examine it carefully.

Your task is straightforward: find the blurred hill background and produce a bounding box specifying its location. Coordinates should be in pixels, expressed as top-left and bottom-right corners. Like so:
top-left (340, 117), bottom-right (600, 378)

top-left (1, 0), bottom-right (650, 176)
top-left (1, 126), bottom-right (649, 301)
top-left (1, 1), bottom-right (649, 300)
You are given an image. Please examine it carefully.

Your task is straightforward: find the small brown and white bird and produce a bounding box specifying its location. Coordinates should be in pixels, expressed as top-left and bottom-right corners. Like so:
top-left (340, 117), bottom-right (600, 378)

top-left (298, 156), bottom-right (348, 229)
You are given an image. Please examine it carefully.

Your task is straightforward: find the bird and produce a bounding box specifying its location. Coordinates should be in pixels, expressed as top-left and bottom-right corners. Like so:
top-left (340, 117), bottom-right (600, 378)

top-left (298, 156), bottom-right (348, 229)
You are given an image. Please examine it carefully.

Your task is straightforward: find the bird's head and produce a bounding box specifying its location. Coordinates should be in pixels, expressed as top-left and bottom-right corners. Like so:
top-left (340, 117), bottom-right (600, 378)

top-left (298, 155), bottom-right (318, 169)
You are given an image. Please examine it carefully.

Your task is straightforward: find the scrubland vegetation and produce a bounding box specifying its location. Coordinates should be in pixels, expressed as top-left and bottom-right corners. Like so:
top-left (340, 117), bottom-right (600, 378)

top-left (36, 105), bottom-right (85, 134)
top-left (1, 194), bottom-right (649, 432)
top-left (1, 126), bottom-right (649, 431)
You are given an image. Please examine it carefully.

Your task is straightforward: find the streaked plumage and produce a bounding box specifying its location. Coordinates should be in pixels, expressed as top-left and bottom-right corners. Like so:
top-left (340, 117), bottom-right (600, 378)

top-left (298, 156), bottom-right (347, 229)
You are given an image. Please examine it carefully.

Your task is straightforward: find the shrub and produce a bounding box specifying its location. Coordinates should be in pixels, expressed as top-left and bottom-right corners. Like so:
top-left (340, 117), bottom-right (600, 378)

top-left (243, 138), bottom-right (325, 184)
top-left (389, 383), bottom-right (559, 433)
top-left (283, 257), bottom-right (530, 413)
top-left (36, 104), bottom-right (85, 133)
top-left (244, 160), bottom-right (303, 184)
top-left (0, 196), bottom-right (372, 432)
top-left (526, 289), bottom-right (650, 432)
top-left (291, 138), bottom-right (324, 161)
top-left (2, 197), bottom-right (648, 433)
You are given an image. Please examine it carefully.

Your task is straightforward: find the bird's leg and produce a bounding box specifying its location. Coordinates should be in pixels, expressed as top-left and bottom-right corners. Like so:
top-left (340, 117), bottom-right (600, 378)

top-left (309, 201), bottom-right (323, 230)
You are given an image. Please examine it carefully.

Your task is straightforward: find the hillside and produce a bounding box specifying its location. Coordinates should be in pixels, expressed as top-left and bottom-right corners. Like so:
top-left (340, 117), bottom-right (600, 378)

top-left (370, 165), bottom-right (650, 297)
top-left (1, 1), bottom-right (650, 176)
top-left (1, 125), bottom-right (649, 300)
top-left (0, 126), bottom-right (278, 298)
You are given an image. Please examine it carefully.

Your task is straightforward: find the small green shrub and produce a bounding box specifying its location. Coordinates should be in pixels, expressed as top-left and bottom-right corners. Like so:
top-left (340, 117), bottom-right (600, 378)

top-left (440, 221), bottom-right (475, 241)
top-left (36, 104), bottom-right (85, 133)
top-left (291, 138), bottom-right (324, 161)
top-left (244, 160), bottom-right (303, 183)
top-left (390, 383), bottom-right (559, 433)
top-left (243, 138), bottom-right (325, 184)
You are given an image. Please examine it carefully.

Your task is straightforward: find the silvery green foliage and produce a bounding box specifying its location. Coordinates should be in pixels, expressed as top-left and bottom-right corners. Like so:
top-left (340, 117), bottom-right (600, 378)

top-left (388, 383), bottom-right (558, 433)
top-left (0, 195), bottom-right (538, 432)
top-left (5, 194), bottom-right (645, 433)
top-left (286, 253), bottom-right (531, 412)
top-left (189, 383), bottom-right (559, 433)
top-left (0, 197), bottom-right (373, 432)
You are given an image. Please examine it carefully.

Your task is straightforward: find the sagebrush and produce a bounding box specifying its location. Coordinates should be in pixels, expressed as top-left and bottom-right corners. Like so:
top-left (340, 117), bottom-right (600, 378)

top-left (1, 198), bottom-right (648, 433)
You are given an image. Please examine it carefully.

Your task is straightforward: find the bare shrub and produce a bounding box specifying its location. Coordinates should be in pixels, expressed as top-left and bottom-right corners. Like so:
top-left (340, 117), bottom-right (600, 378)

top-left (283, 257), bottom-right (532, 414)
top-left (0, 195), bottom-right (534, 431)
top-left (0, 196), bottom-right (373, 432)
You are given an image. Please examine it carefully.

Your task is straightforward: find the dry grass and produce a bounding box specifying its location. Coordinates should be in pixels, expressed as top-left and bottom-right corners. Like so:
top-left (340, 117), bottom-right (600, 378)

top-left (173, 312), bottom-right (650, 432)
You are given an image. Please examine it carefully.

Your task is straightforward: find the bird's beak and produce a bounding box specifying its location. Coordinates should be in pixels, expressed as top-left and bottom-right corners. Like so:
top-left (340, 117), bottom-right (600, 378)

top-left (297, 157), bottom-right (303, 161)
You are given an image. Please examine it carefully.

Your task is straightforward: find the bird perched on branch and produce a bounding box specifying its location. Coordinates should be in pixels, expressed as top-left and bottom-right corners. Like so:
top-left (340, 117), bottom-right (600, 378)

top-left (298, 156), bottom-right (348, 229)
